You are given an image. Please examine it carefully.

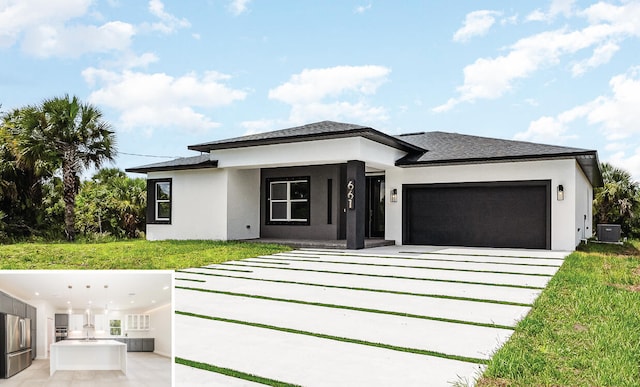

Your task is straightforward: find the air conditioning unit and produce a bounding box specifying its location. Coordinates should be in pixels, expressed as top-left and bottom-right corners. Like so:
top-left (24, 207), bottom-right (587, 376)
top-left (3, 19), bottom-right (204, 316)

top-left (597, 224), bottom-right (621, 243)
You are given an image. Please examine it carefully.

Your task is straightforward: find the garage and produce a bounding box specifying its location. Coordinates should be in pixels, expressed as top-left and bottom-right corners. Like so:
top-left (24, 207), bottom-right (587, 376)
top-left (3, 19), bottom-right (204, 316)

top-left (403, 181), bottom-right (551, 249)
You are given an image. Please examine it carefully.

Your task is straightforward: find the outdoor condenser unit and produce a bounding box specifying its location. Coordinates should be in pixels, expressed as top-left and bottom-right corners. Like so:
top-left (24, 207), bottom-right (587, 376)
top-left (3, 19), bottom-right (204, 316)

top-left (597, 224), bottom-right (621, 243)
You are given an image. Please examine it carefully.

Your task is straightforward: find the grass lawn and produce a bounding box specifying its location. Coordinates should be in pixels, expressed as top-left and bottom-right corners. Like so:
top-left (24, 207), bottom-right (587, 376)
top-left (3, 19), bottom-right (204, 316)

top-left (0, 240), bottom-right (291, 269)
top-left (477, 240), bottom-right (640, 387)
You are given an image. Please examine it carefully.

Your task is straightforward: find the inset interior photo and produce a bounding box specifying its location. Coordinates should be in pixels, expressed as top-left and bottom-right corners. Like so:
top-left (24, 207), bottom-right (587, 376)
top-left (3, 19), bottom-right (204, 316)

top-left (0, 270), bottom-right (172, 386)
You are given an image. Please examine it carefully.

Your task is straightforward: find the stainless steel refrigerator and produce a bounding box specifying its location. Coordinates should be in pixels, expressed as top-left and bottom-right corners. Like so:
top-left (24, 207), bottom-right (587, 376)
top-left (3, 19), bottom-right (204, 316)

top-left (1, 313), bottom-right (32, 378)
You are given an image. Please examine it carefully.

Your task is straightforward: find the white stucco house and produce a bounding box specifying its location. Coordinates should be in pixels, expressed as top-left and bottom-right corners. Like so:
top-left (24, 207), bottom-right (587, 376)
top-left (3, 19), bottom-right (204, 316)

top-left (127, 121), bottom-right (602, 251)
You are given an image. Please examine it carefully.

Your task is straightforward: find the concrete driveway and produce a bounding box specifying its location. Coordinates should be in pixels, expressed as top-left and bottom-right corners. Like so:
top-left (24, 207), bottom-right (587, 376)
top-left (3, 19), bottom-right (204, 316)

top-left (174, 246), bottom-right (568, 386)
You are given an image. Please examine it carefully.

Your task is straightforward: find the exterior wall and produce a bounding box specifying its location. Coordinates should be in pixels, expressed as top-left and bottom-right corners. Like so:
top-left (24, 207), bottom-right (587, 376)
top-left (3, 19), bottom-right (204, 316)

top-left (261, 165), bottom-right (343, 240)
top-left (385, 158), bottom-right (580, 251)
top-left (227, 169), bottom-right (261, 240)
top-left (575, 162), bottom-right (594, 245)
top-left (146, 169), bottom-right (228, 241)
top-left (212, 137), bottom-right (406, 169)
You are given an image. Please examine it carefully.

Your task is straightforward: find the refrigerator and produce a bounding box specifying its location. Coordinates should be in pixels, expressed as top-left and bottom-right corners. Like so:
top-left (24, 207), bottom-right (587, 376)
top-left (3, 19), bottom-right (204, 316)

top-left (0, 313), bottom-right (32, 378)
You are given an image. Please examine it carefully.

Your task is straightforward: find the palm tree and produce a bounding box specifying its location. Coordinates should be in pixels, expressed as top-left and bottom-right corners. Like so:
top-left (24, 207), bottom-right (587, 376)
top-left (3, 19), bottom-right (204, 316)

top-left (594, 162), bottom-right (640, 236)
top-left (16, 95), bottom-right (116, 240)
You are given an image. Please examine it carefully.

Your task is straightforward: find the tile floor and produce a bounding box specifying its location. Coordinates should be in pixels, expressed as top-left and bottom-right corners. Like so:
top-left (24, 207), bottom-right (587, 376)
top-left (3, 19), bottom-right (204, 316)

top-left (1, 352), bottom-right (171, 387)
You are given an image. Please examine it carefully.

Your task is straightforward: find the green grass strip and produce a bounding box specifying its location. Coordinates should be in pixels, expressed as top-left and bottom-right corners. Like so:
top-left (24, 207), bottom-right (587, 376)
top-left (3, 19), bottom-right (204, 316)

top-left (275, 251), bottom-right (562, 268)
top-left (175, 277), bottom-right (206, 283)
top-left (298, 249), bottom-right (566, 261)
top-left (176, 284), bottom-right (514, 330)
top-left (196, 265), bottom-right (540, 290)
top-left (176, 310), bottom-right (488, 365)
top-left (176, 269), bottom-right (533, 307)
top-left (217, 261), bottom-right (551, 285)
top-left (200, 266), bottom-right (254, 273)
top-left (176, 357), bottom-right (301, 387)
top-left (258, 255), bottom-right (556, 275)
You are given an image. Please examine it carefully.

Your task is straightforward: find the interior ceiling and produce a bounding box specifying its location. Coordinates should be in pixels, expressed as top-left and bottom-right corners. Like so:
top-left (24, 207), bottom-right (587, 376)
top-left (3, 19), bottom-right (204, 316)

top-left (0, 271), bottom-right (172, 313)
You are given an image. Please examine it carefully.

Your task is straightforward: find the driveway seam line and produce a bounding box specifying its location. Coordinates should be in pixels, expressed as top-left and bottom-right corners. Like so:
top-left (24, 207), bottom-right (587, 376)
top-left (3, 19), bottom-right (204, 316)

top-left (192, 266), bottom-right (543, 290)
top-left (274, 252), bottom-right (562, 267)
top-left (217, 261), bottom-right (553, 280)
top-left (175, 270), bottom-right (534, 306)
top-left (175, 357), bottom-right (301, 387)
top-left (175, 285), bottom-right (516, 330)
top-left (256, 255), bottom-right (557, 274)
top-left (176, 310), bottom-right (489, 365)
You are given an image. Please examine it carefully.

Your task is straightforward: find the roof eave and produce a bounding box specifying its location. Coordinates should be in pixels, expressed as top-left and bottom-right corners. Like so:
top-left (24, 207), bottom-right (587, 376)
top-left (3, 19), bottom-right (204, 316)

top-left (125, 160), bottom-right (218, 174)
top-left (396, 151), bottom-right (603, 187)
top-left (188, 128), bottom-right (425, 153)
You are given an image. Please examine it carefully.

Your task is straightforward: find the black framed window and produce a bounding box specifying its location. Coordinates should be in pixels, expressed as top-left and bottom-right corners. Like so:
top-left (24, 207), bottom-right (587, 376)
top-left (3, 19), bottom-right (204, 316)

top-left (266, 177), bottom-right (310, 225)
top-left (147, 178), bottom-right (172, 224)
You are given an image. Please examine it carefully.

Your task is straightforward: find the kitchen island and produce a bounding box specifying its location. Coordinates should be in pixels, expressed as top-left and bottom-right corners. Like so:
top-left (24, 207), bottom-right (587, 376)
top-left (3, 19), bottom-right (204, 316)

top-left (50, 340), bottom-right (127, 376)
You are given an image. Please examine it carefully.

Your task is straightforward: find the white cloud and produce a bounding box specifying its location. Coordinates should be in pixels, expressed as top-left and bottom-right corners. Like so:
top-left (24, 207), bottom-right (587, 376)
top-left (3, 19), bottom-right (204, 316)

top-left (0, 0), bottom-right (137, 58)
top-left (516, 66), bottom-right (640, 157)
top-left (0, 0), bottom-right (91, 47)
top-left (267, 65), bottom-right (391, 125)
top-left (145, 0), bottom-right (190, 34)
top-left (585, 67), bottom-right (640, 140)
top-left (355, 3), bottom-right (372, 14)
top-left (228, 0), bottom-right (251, 16)
top-left (83, 68), bottom-right (248, 134)
top-left (22, 21), bottom-right (135, 58)
top-left (434, 1), bottom-right (640, 112)
top-left (571, 41), bottom-right (620, 76)
top-left (240, 119), bottom-right (286, 135)
top-left (609, 147), bottom-right (640, 182)
top-left (527, 0), bottom-right (575, 22)
top-left (269, 65), bottom-right (390, 104)
top-left (453, 10), bottom-right (501, 42)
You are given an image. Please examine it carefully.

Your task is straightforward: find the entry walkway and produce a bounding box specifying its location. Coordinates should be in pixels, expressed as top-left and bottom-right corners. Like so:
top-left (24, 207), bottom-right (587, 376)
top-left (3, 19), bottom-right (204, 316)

top-left (174, 246), bottom-right (568, 386)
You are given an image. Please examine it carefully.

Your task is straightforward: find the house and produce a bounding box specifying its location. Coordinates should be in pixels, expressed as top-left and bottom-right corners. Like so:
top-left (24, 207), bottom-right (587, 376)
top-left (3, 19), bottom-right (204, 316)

top-left (126, 121), bottom-right (602, 251)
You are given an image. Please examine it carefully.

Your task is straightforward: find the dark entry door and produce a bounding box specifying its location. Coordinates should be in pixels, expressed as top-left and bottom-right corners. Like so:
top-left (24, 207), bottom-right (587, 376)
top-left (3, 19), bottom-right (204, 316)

top-left (366, 176), bottom-right (385, 238)
top-left (403, 181), bottom-right (550, 249)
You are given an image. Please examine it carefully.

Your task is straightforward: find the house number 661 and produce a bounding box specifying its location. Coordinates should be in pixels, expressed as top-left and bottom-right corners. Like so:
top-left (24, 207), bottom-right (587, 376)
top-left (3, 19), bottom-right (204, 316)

top-left (347, 180), bottom-right (355, 210)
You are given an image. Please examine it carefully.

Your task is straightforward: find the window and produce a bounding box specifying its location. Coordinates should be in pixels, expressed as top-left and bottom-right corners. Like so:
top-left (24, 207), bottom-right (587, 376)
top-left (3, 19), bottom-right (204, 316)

top-left (147, 178), bottom-right (172, 224)
top-left (109, 319), bottom-right (122, 336)
top-left (267, 177), bottom-right (310, 224)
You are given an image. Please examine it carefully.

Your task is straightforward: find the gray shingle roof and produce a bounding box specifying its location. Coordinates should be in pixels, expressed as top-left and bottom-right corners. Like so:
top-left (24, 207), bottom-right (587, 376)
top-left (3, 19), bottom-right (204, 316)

top-left (394, 131), bottom-right (602, 186)
top-left (127, 121), bottom-right (602, 186)
top-left (125, 154), bottom-right (217, 173)
top-left (188, 120), bottom-right (423, 152)
top-left (395, 131), bottom-right (594, 164)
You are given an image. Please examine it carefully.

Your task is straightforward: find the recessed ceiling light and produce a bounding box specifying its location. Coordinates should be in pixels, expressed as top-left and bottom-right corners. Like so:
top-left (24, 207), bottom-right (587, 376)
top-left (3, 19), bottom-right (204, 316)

top-left (130, 300), bottom-right (135, 304)
top-left (34, 292), bottom-right (39, 296)
top-left (163, 286), bottom-right (169, 290)
top-left (67, 301), bottom-right (71, 304)
top-left (151, 300), bottom-right (156, 304)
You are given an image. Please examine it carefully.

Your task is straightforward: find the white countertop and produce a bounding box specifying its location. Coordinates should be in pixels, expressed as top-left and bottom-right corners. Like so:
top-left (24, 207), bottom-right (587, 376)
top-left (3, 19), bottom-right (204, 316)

top-left (52, 340), bottom-right (126, 347)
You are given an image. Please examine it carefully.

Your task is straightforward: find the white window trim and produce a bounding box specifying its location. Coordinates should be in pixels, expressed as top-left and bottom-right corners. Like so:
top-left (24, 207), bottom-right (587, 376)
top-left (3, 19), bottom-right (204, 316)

top-left (155, 181), bottom-right (171, 221)
top-left (270, 180), bottom-right (309, 222)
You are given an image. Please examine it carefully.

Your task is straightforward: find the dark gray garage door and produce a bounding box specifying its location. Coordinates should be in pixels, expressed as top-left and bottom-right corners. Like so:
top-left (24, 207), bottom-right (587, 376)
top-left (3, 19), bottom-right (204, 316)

top-left (403, 181), bottom-right (550, 249)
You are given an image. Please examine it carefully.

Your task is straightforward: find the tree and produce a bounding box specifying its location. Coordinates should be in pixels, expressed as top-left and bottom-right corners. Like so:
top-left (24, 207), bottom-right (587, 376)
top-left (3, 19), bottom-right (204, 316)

top-left (76, 168), bottom-right (146, 238)
top-left (14, 95), bottom-right (116, 240)
top-left (0, 111), bottom-right (57, 237)
top-left (593, 162), bottom-right (640, 237)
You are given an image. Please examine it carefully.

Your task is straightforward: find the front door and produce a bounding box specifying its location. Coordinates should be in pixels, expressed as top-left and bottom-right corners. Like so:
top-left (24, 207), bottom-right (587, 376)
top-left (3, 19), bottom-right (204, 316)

top-left (365, 176), bottom-right (385, 238)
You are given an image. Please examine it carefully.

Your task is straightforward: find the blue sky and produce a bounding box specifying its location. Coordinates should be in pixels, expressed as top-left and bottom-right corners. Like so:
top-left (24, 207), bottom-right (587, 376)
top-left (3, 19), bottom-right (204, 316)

top-left (2, 0), bottom-right (640, 179)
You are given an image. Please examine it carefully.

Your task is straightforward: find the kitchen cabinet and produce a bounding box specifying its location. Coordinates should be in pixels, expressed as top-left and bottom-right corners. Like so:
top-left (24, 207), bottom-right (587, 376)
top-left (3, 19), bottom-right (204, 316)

top-left (12, 298), bottom-right (26, 317)
top-left (27, 305), bottom-right (37, 360)
top-left (69, 314), bottom-right (84, 331)
top-left (55, 313), bottom-right (69, 328)
top-left (109, 338), bottom-right (154, 352)
top-left (0, 291), bottom-right (12, 314)
top-left (142, 338), bottom-right (155, 352)
top-left (125, 314), bottom-right (150, 331)
top-left (130, 339), bottom-right (143, 352)
top-left (94, 314), bottom-right (107, 331)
